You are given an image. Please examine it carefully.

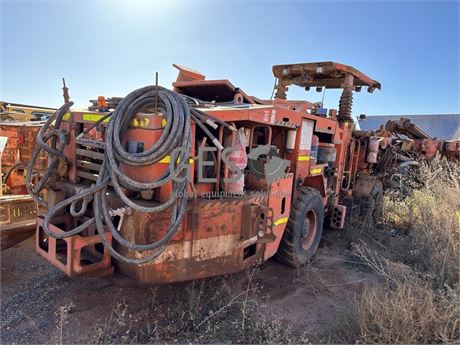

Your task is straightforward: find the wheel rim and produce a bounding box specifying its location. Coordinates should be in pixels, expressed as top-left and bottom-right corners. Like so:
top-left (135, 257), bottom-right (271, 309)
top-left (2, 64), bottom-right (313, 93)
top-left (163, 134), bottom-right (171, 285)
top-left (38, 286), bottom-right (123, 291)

top-left (301, 209), bottom-right (317, 250)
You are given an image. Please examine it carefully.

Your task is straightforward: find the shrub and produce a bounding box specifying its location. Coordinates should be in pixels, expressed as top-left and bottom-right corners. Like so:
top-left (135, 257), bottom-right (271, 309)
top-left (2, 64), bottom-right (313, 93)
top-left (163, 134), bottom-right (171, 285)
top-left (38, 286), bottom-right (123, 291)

top-left (355, 281), bottom-right (459, 344)
top-left (336, 158), bottom-right (460, 344)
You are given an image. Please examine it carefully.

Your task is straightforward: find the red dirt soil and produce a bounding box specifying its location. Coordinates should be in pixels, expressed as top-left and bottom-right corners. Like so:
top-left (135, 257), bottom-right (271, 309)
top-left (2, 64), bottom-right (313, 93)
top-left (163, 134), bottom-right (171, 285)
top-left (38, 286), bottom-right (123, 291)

top-left (1, 231), bottom-right (377, 344)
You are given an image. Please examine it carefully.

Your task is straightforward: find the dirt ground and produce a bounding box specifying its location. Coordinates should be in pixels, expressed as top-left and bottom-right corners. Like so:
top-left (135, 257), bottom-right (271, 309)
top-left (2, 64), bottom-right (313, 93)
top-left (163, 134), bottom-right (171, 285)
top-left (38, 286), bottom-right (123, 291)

top-left (1, 230), bottom-right (378, 344)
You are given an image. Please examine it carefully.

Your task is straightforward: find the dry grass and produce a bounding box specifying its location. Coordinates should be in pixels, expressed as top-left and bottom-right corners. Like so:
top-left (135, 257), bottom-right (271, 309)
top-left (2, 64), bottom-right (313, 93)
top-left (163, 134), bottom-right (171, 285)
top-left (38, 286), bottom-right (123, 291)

top-left (336, 157), bottom-right (460, 344)
top-left (384, 159), bottom-right (460, 286)
top-left (52, 301), bottom-right (75, 345)
top-left (356, 281), bottom-right (459, 344)
top-left (90, 266), bottom-right (311, 344)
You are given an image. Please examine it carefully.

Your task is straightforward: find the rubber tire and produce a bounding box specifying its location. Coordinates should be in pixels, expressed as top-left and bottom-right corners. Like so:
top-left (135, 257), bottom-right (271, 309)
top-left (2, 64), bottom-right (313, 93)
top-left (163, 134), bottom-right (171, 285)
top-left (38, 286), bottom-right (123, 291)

top-left (276, 187), bottom-right (325, 268)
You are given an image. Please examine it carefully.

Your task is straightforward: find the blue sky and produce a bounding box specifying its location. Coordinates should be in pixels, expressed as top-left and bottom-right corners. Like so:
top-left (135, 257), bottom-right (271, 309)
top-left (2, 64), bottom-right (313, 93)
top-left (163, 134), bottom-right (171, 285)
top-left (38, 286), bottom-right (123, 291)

top-left (1, 0), bottom-right (459, 117)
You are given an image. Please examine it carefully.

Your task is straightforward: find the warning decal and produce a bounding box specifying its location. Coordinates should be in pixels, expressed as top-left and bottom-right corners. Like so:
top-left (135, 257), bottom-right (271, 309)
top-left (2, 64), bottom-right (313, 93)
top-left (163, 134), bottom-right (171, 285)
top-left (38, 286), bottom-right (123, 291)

top-left (299, 119), bottom-right (314, 151)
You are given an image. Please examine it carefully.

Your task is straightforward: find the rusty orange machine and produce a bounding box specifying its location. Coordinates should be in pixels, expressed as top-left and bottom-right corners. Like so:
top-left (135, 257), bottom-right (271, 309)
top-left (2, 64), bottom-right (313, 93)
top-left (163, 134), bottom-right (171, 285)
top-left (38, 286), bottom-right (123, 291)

top-left (27, 61), bottom-right (384, 285)
top-left (380, 117), bottom-right (460, 162)
top-left (1, 120), bottom-right (49, 250)
top-left (1, 121), bottom-right (48, 194)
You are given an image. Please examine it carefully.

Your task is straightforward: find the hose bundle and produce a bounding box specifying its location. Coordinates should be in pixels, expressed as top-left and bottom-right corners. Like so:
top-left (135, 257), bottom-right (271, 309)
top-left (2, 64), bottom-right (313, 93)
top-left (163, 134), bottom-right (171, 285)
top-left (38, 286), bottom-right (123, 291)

top-left (94, 86), bottom-right (192, 263)
top-left (27, 86), bottom-right (225, 264)
top-left (26, 101), bottom-right (73, 205)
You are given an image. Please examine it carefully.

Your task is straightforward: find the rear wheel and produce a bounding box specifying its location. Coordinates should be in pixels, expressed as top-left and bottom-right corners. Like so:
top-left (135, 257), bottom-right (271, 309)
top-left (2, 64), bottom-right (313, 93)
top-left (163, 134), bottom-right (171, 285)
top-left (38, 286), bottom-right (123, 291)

top-left (276, 187), bottom-right (325, 268)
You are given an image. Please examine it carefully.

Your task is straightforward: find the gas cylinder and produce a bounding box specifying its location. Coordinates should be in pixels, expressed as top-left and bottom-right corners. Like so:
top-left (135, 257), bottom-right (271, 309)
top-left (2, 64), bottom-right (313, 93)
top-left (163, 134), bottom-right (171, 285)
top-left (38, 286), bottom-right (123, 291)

top-left (225, 127), bottom-right (248, 194)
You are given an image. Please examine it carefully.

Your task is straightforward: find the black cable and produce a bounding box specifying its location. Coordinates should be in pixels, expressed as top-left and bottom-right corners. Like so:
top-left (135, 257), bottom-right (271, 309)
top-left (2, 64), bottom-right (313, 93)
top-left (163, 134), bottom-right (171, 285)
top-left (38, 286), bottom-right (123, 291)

top-left (76, 111), bottom-right (112, 139)
top-left (2, 161), bottom-right (24, 184)
top-left (26, 101), bottom-right (73, 205)
top-left (191, 112), bottom-right (223, 150)
top-left (33, 86), bottom-right (234, 264)
top-left (35, 87), bottom-right (189, 263)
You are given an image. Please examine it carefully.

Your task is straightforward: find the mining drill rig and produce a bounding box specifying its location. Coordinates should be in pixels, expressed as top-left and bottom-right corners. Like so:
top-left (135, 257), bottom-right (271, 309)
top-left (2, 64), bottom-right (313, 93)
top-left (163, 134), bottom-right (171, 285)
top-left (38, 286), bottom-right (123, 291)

top-left (27, 61), bottom-right (388, 285)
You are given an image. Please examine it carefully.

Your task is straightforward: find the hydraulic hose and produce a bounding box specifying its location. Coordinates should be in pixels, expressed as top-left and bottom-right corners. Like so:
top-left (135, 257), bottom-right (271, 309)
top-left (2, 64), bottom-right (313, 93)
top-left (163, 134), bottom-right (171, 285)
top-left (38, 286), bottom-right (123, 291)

top-left (93, 86), bottom-right (192, 263)
top-left (26, 101), bottom-right (73, 205)
top-left (33, 86), bottom-right (225, 264)
top-left (76, 111), bottom-right (112, 139)
top-left (2, 161), bottom-right (24, 184)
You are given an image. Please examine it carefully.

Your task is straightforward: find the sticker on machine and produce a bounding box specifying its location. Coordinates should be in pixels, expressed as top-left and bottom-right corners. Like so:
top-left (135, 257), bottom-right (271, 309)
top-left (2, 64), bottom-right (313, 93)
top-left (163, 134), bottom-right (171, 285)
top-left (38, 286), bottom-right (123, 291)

top-left (270, 109), bottom-right (276, 124)
top-left (0, 136), bottom-right (7, 156)
top-left (299, 119), bottom-right (314, 150)
top-left (263, 111), bottom-right (270, 122)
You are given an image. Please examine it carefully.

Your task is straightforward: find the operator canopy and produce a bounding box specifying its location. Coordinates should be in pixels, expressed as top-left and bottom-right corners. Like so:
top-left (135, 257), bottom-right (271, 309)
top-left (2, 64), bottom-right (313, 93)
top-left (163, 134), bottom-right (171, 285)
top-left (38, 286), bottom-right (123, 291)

top-left (272, 61), bottom-right (381, 100)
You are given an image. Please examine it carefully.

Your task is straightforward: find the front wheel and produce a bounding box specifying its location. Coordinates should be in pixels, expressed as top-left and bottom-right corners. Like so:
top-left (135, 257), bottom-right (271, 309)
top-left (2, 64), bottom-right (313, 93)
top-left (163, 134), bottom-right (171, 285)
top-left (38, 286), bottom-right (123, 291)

top-left (276, 187), bottom-right (325, 268)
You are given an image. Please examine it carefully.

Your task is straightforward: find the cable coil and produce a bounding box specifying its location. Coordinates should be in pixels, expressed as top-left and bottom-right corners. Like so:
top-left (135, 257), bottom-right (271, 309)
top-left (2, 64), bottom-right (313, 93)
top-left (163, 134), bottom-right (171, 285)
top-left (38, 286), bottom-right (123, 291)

top-left (27, 86), bottom-right (205, 264)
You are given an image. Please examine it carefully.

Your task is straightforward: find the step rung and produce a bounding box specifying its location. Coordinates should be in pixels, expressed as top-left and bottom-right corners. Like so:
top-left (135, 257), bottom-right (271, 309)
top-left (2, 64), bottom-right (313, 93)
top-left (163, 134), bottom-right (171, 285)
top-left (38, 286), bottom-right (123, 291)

top-left (76, 149), bottom-right (104, 160)
top-left (76, 160), bottom-right (102, 171)
top-left (76, 138), bottom-right (105, 149)
top-left (76, 170), bottom-right (99, 182)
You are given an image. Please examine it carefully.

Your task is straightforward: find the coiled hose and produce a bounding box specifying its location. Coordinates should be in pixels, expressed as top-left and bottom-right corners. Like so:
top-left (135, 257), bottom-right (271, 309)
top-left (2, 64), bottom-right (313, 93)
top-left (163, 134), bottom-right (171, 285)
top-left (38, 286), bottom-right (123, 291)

top-left (2, 161), bottom-right (24, 184)
top-left (28, 86), bottom-right (226, 264)
top-left (26, 101), bottom-right (73, 205)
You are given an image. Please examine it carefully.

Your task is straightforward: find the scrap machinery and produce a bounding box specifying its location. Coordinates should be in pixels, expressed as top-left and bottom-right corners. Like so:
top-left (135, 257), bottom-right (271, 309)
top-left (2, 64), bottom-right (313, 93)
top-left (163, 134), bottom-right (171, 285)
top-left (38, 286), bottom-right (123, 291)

top-left (0, 105), bottom-right (53, 250)
top-left (24, 61), bottom-right (456, 285)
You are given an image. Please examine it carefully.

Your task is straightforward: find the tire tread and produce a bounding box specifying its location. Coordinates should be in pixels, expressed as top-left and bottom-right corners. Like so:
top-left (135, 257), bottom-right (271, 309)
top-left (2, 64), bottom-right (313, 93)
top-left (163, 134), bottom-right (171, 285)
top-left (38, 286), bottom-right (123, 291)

top-left (276, 187), bottom-right (324, 268)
